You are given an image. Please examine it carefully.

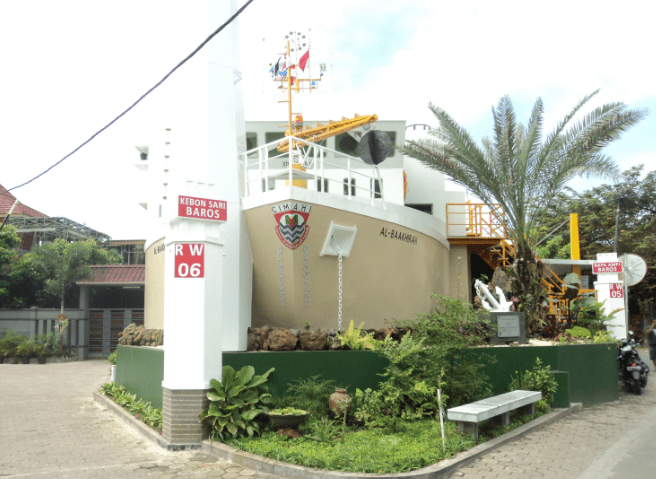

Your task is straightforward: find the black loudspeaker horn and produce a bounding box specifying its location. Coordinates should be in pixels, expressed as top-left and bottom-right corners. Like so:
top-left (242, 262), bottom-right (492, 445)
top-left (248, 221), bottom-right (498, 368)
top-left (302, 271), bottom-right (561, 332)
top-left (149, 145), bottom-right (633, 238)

top-left (359, 130), bottom-right (393, 165)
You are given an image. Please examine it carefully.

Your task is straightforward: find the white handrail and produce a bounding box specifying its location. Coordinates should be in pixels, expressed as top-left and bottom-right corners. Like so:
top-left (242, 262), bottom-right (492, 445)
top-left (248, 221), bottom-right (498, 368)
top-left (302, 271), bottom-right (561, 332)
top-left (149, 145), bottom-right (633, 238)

top-left (242, 135), bottom-right (386, 207)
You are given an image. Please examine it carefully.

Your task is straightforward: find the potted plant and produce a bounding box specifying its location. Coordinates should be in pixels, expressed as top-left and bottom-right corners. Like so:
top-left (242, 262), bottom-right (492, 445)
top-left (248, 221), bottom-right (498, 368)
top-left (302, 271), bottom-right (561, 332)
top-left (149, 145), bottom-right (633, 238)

top-left (108, 350), bottom-right (117, 382)
top-left (16, 337), bottom-right (36, 364)
top-left (265, 408), bottom-right (310, 428)
top-left (0, 332), bottom-right (21, 364)
top-left (34, 336), bottom-right (50, 364)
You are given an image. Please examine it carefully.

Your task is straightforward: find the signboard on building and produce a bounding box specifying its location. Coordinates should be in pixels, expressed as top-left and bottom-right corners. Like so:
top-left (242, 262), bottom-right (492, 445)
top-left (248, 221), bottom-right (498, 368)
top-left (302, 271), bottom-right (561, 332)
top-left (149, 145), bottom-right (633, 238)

top-left (592, 261), bottom-right (623, 274)
top-left (174, 243), bottom-right (205, 278)
top-left (178, 195), bottom-right (227, 221)
top-left (609, 283), bottom-right (624, 298)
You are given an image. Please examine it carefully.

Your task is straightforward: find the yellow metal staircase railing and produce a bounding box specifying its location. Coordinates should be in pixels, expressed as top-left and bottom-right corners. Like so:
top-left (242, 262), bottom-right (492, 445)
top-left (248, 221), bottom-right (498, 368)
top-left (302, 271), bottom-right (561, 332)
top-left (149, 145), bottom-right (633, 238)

top-left (447, 202), bottom-right (570, 321)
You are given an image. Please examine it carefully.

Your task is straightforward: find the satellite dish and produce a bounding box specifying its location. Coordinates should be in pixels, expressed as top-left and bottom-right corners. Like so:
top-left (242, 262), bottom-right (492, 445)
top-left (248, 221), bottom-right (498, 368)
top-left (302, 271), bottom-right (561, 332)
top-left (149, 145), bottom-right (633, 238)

top-left (359, 130), bottom-right (393, 166)
top-left (620, 254), bottom-right (647, 286)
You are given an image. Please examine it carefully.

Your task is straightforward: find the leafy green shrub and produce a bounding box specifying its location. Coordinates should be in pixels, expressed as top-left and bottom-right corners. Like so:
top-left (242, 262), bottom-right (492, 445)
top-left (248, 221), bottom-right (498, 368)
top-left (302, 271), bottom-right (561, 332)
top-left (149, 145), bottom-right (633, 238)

top-left (571, 295), bottom-right (621, 336)
top-left (396, 295), bottom-right (493, 407)
top-left (16, 337), bottom-right (36, 358)
top-left (593, 329), bottom-right (616, 344)
top-left (108, 351), bottom-right (117, 365)
top-left (282, 375), bottom-right (338, 416)
top-left (355, 333), bottom-right (441, 428)
top-left (338, 321), bottom-right (381, 350)
top-left (100, 383), bottom-right (163, 430)
top-left (269, 408), bottom-right (307, 415)
top-left (0, 331), bottom-right (22, 359)
top-left (199, 365), bottom-right (274, 441)
top-left (568, 326), bottom-right (591, 338)
top-left (509, 358), bottom-right (558, 406)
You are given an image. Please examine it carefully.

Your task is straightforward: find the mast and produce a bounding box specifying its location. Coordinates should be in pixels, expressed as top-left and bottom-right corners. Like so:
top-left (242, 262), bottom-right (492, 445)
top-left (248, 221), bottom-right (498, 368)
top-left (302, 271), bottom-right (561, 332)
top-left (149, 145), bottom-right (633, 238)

top-left (287, 40), bottom-right (293, 134)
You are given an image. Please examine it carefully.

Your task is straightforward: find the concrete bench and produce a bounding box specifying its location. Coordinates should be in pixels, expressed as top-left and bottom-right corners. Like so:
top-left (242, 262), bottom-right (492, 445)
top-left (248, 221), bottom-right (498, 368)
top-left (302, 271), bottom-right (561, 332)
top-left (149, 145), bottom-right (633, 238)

top-left (447, 390), bottom-right (542, 441)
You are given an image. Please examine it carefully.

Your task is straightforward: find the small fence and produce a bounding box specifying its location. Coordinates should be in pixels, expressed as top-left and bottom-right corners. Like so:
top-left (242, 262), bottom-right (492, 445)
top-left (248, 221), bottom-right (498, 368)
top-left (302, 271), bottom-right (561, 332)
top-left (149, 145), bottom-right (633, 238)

top-left (242, 135), bottom-right (386, 206)
top-left (0, 308), bottom-right (144, 359)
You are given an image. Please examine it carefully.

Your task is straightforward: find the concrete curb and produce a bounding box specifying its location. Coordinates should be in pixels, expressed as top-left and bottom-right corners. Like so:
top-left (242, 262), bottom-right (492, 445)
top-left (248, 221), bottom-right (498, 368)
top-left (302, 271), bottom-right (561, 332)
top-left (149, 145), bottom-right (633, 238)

top-left (92, 392), bottom-right (201, 451)
top-left (201, 403), bottom-right (583, 479)
top-left (95, 391), bottom-right (581, 476)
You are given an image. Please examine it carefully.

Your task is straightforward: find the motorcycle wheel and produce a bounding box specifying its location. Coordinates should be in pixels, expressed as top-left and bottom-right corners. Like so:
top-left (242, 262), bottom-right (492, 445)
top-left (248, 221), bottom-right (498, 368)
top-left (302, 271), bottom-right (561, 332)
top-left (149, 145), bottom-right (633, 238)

top-left (635, 384), bottom-right (642, 395)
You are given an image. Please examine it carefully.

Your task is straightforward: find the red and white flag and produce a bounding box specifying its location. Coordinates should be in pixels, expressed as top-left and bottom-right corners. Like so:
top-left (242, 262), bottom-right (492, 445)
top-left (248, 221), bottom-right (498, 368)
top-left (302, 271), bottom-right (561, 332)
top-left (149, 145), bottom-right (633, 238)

top-left (299, 50), bottom-right (310, 72)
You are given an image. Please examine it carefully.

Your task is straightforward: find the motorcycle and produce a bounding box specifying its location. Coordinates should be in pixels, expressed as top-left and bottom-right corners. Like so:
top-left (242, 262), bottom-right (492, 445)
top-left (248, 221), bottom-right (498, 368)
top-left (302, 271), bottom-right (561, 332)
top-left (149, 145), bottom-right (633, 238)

top-left (618, 331), bottom-right (649, 395)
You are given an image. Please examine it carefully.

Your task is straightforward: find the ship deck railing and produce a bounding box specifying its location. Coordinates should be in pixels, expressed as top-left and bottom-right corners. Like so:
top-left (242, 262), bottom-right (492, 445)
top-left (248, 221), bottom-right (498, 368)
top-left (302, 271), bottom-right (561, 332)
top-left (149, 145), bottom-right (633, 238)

top-left (242, 135), bottom-right (386, 208)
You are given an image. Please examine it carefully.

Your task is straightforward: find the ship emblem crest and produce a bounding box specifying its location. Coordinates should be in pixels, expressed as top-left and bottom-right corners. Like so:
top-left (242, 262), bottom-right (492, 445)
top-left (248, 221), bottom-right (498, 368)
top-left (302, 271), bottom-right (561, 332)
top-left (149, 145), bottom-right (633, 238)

top-left (273, 202), bottom-right (312, 249)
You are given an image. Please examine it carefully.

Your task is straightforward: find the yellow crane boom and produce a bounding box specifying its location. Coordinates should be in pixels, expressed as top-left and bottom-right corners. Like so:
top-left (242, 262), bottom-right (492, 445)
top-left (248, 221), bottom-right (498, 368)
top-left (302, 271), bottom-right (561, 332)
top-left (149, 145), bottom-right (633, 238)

top-left (277, 113), bottom-right (378, 152)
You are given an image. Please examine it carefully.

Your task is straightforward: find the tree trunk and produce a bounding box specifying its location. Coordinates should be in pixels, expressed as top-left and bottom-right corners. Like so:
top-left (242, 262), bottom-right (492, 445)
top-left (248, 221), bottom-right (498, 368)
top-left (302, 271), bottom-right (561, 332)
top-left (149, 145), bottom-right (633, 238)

top-left (59, 292), bottom-right (65, 351)
top-left (511, 243), bottom-right (544, 335)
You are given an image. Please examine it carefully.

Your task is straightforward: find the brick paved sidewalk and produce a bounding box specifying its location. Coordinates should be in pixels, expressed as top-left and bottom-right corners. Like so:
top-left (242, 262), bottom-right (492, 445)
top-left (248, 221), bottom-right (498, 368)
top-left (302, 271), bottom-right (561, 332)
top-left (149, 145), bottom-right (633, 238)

top-left (0, 360), bottom-right (280, 479)
top-left (446, 351), bottom-right (656, 479)
top-left (3, 356), bottom-right (649, 479)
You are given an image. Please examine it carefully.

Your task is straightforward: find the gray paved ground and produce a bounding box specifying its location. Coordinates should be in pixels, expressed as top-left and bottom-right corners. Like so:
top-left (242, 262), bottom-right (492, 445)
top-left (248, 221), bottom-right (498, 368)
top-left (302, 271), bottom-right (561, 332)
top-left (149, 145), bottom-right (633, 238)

top-left (2, 354), bottom-right (654, 479)
top-left (446, 349), bottom-right (656, 479)
top-left (0, 360), bottom-right (280, 479)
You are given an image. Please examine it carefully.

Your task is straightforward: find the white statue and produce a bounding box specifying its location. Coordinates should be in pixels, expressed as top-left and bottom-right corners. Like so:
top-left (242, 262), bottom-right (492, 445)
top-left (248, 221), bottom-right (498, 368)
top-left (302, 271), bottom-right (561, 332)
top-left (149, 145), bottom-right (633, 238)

top-left (474, 279), bottom-right (512, 312)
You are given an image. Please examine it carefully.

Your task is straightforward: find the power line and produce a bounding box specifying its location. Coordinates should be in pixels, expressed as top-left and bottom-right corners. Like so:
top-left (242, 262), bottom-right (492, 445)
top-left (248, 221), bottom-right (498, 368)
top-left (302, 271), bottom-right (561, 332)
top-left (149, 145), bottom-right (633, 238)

top-left (6, 0), bottom-right (255, 195)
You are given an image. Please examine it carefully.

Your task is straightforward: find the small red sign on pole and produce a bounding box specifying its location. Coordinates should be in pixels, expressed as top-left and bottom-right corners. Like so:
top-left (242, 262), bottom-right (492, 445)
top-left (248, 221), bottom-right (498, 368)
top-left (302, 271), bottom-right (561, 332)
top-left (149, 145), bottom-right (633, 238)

top-left (178, 195), bottom-right (227, 221)
top-left (592, 261), bottom-right (623, 274)
top-left (174, 243), bottom-right (205, 278)
top-left (609, 283), bottom-right (624, 298)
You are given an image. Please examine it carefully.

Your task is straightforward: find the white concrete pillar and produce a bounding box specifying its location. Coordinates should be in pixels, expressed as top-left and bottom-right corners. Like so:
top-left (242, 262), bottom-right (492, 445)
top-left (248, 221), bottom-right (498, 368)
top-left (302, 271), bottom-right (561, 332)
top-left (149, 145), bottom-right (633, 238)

top-left (593, 252), bottom-right (628, 339)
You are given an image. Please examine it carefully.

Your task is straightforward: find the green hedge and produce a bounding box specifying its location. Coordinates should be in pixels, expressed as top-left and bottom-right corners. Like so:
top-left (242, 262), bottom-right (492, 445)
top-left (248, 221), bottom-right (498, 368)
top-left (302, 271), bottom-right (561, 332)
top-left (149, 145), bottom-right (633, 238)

top-left (115, 342), bottom-right (618, 410)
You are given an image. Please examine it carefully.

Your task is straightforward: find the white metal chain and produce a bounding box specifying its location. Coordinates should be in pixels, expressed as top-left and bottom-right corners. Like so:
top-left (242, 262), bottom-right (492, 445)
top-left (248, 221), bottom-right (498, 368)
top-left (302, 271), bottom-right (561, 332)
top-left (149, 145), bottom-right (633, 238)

top-left (330, 235), bottom-right (344, 330)
top-left (338, 251), bottom-right (343, 330)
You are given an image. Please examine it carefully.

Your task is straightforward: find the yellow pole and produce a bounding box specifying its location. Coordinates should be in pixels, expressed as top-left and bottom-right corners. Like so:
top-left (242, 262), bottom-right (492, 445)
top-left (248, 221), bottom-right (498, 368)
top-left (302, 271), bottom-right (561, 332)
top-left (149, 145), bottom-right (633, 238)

top-left (287, 41), bottom-right (292, 134)
top-left (570, 213), bottom-right (582, 278)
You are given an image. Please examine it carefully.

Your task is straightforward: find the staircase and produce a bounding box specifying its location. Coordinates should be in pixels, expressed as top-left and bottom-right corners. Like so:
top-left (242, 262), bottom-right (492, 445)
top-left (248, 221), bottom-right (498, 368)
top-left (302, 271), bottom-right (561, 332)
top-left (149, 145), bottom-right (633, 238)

top-left (446, 202), bottom-right (570, 322)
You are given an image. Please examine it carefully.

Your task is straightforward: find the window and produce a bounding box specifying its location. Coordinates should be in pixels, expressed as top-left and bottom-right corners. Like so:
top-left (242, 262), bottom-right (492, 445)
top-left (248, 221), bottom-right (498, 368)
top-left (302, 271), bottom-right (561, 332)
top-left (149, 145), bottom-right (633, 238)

top-left (265, 131), bottom-right (285, 159)
top-left (343, 178), bottom-right (356, 196)
top-left (246, 132), bottom-right (258, 157)
top-left (384, 131), bottom-right (397, 156)
top-left (261, 178), bottom-right (275, 192)
top-left (316, 177), bottom-right (329, 193)
top-left (370, 178), bottom-right (382, 199)
top-left (335, 132), bottom-right (360, 156)
top-left (406, 204), bottom-right (433, 215)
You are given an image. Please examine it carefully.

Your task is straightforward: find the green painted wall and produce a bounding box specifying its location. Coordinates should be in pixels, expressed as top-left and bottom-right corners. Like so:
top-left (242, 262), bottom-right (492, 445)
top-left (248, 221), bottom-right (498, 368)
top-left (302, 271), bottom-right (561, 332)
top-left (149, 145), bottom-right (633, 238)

top-left (115, 343), bottom-right (618, 410)
top-left (472, 343), bottom-right (618, 405)
top-left (223, 351), bottom-right (390, 397)
top-left (116, 345), bottom-right (164, 409)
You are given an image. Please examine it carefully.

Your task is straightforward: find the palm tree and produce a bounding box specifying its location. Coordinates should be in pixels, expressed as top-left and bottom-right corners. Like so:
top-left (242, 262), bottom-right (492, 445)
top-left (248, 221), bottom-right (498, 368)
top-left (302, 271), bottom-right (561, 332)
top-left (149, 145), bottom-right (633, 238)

top-left (403, 91), bottom-right (647, 331)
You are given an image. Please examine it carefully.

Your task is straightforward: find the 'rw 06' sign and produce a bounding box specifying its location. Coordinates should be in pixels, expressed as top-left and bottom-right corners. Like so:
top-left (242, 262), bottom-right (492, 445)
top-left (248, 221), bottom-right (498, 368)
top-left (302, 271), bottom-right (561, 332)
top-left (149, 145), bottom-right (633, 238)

top-left (174, 243), bottom-right (204, 278)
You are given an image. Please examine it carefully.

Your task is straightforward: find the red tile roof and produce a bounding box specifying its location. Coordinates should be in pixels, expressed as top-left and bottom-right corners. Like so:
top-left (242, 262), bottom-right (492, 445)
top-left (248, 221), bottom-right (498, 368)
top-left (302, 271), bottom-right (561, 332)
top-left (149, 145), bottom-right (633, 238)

top-left (0, 184), bottom-right (47, 217)
top-left (77, 265), bottom-right (145, 285)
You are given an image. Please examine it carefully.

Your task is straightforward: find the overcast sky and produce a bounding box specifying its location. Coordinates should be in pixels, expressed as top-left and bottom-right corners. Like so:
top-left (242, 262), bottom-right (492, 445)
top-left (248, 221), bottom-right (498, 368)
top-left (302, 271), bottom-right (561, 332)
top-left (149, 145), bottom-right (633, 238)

top-left (1, 0), bottom-right (653, 240)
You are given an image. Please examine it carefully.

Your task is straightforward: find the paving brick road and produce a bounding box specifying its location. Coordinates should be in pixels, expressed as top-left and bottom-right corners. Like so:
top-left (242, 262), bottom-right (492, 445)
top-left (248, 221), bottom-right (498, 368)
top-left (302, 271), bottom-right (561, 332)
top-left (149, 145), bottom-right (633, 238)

top-left (446, 349), bottom-right (656, 479)
top-left (0, 360), bottom-right (280, 479)
top-left (2, 354), bottom-right (654, 479)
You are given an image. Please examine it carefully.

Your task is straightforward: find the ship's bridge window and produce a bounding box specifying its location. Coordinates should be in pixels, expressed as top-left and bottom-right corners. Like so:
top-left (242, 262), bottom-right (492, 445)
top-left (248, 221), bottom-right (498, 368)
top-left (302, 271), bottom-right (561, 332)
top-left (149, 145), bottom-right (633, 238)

top-left (384, 131), bottom-right (397, 156)
top-left (406, 204), bottom-right (433, 215)
top-left (343, 178), bottom-right (356, 196)
top-left (246, 132), bottom-right (258, 157)
top-left (336, 132), bottom-right (361, 156)
top-left (370, 178), bottom-right (382, 199)
top-left (317, 177), bottom-right (329, 193)
top-left (265, 131), bottom-right (285, 159)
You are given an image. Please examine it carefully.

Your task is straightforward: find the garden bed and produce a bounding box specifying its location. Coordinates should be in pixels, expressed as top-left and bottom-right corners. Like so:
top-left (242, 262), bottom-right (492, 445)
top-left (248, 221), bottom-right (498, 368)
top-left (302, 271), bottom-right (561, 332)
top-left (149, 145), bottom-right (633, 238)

top-left (222, 404), bottom-right (549, 474)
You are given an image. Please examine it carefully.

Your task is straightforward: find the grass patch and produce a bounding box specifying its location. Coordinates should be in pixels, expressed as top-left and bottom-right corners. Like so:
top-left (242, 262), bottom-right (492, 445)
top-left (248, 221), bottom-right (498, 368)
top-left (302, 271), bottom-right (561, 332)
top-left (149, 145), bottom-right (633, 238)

top-left (224, 399), bottom-right (550, 474)
top-left (478, 401), bottom-right (549, 442)
top-left (228, 420), bottom-right (474, 474)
